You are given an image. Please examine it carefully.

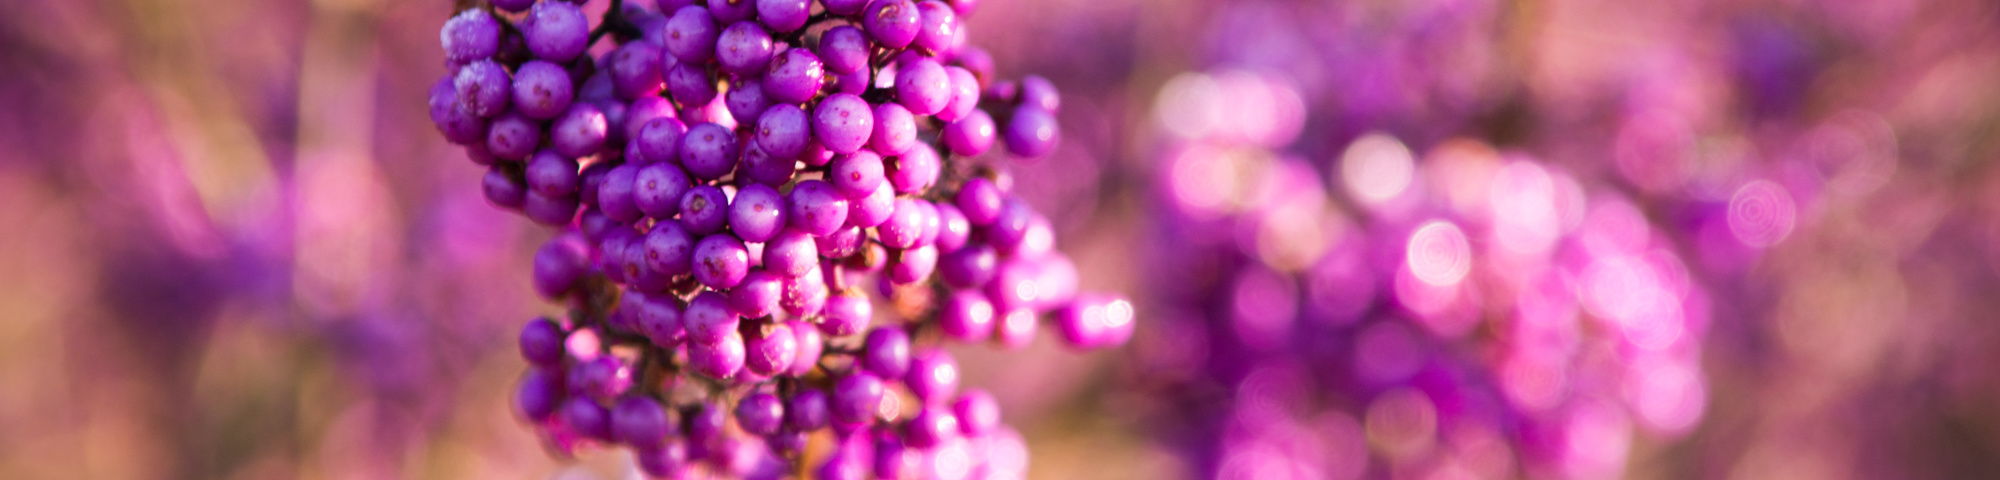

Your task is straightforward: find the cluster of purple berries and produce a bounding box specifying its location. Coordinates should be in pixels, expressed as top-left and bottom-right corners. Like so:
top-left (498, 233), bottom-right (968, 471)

top-left (427, 0), bottom-right (1130, 477)
top-left (1143, 71), bottom-right (1710, 480)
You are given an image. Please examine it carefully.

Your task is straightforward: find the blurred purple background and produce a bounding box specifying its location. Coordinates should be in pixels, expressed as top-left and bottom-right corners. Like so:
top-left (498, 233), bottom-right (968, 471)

top-left (4, 0), bottom-right (2000, 478)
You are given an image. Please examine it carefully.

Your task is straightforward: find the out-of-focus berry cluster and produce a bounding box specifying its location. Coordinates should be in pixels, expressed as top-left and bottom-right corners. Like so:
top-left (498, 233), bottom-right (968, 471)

top-left (1118, 0), bottom-right (1789, 473)
top-left (427, 0), bottom-right (1132, 477)
top-left (1141, 68), bottom-right (1716, 480)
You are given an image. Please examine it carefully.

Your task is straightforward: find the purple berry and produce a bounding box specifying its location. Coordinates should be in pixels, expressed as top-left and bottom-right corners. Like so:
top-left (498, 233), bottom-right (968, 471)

top-left (442, 10), bottom-right (502, 62)
top-left (952, 389), bottom-right (999, 436)
top-left (896, 57), bottom-right (951, 115)
top-left (579, 70), bottom-right (618, 105)
top-left (888, 245), bottom-right (937, 284)
top-left (515, 367), bottom-right (564, 421)
top-left (524, 1), bottom-right (589, 61)
top-left (579, 162), bottom-right (612, 208)
top-left (758, 0), bottom-right (811, 33)
top-left (949, 0), bottom-right (979, 15)
top-left (939, 290), bottom-right (996, 342)
top-left (903, 407), bottom-right (958, 448)
top-left (453, 59), bottom-right (510, 118)
top-left (609, 41), bottom-right (666, 100)
top-left (1003, 106), bottom-right (1060, 158)
top-left (742, 317), bottom-right (797, 374)
top-left (787, 388), bottom-right (831, 431)
top-left (708, 0), bottom-right (758, 25)
top-left (830, 150), bottom-right (887, 199)
top-left (861, 328), bottom-right (911, 378)
top-left (913, 200), bottom-right (943, 247)
top-left (931, 202), bottom-right (970, 252)
top-left (429, 75), bottom-right (489, 144)
top-left (846, 181), bottom-right (896, 228)
top-left (730, 184), bottom-right (789, 242)
top-left (739, 140), bottom-right (798, 187)
top-left (787, 320), bottom-right (823, 375)
top-left (817, 225), bottom-right (866, 258)
top-left (764, 48), bottom-right (825, 104)
top-left (613, 395), bottom-right (672, 449)
top-left (955, 177), bottom-right (1004, 225)
top-left (579, 207), bottom-right (618, 242)
top-left (943, 108), bottom-right (996, 156)
top-left (483, 166), bottom-right (526, 209)
top-left (568, 354), bottom-right (628, 400)
top-left (551, 102), bottom-right (609, 158)
top-left (643, 214), bottom-right (698, 276)
top-left (904, 349), bottom-right (959, 404)
top-left (823, 0), bottom-right (868, 15)
top-left (686, 402), bottom-right (728, 449)
top-left (635, 117), bottom-right (689, 165)
top-left (634, 162), bottom-right (693, 219)
top-left (1055, 294), bottom-right (1135, 350)
top-left (940, 241), bottom-right (997, 288)
top-left (725, 77), bottom-right (772, 122)
top-left (831, 373), bottom-right (885, 425)
top-left (520, 317), bottom-right (567, 366)
top-left (636, 441), bottom-right (691, 479)
top-left (937, 66), bottom-right (980, 122)
top-left (736, 392), bottom-right (786, 435)
top-left (733, 268), bottom-right (785, 318)
top-left (665, 6), bottom-right (720, 64)
top-left (635, 293), bottom-right (686, 345)
top-left (889, 144), bottom-right (940, 194)
top-left (818, 26), bottom-right (871, 75)
top-left (680, 122), bottom-right (740, 180)
top-left (985, 196), bottom-right (1033, 249)
top-left (679, 185), bottom-right (730, 235)
top-left (873, 431), bottom-right (905, 478)
top-left (781, 263), bottom-right (829, 316)
top-left (685, 290), bottom-right (741, 344)
top-left (1019, 74), bottom-right (1061, 113)
top-left (485, 111), bottom-right (541, 160)
top-left (563, 397), bottom-right (613, 439)
top-left (624, 239), bottom-right (675, 292)
top-left (526, 150), bottom-right (581, 200)
top-left (693, 233), bottom-right (751, 289)
top-left (763, 229), bottom-right (819, 277)
top-left (533, 234), bottom-right (591, 299)
top-left (716, 21), bottom-right (775, 78)
top-left (820, 291), bottom-right (872, 336)
top-left (598, 164), bottom-right (644, 223)
top-left (523, 190), bottom-right (580, 226)
top-left (912, 1), bottom-right (958, 56)
top-left (830, 65), bottom-right (872, 95)
top-left (813, 93), bottom-right (875, 154)
top-left (601, 228), bottom-right (640, 284)
top-left (870, 103), bottom-right (918, 156)
top-left (994, 306), bottom-right (1036, 350)
top-left (787, 179), bottom-right (851, 236)
top-left (689, 330), bottom-right (747, 378)
top-left (863, 0), bottom-right (920, 50)
top-left (623, 96), bottom-right (679, 144)
top-left (878, 197), bottom-right (928, 248)
top-left (754, 103), bottom-right (812, 160)
top-left (666, 61), bottom-right (719, 111)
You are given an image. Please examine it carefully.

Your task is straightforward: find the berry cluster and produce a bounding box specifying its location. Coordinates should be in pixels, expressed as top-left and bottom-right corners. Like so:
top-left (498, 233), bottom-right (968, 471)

top-left (427, 0), bottom-right (1130, 478)
top-left (1142, 71), bottom-right (1711, 479)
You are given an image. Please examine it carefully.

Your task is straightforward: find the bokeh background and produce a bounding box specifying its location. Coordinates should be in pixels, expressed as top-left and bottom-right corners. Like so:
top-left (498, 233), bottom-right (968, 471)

top-left (5, 0), bottom-right (2000, 478)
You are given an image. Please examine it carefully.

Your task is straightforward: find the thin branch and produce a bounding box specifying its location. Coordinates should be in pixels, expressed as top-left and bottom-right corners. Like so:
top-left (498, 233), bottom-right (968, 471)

top-left (587, 0), bottom-right (630, 46)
